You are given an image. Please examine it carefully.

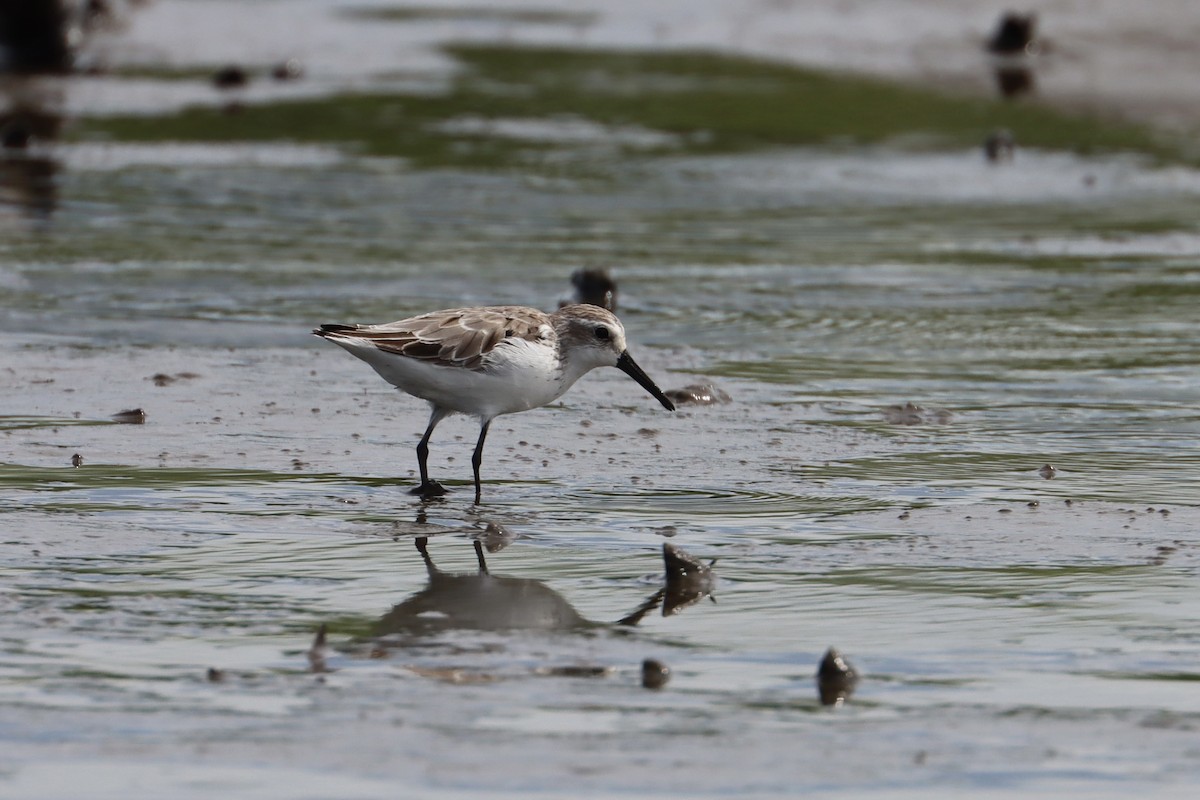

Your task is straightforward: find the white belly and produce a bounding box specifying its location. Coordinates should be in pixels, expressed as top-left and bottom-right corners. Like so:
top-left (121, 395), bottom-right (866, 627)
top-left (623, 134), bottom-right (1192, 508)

top-left (337, 336), bottom-right (576, 419)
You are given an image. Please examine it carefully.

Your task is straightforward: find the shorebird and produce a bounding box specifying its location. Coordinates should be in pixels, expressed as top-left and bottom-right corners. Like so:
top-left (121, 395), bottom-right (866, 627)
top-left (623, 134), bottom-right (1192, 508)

top-left (314, 304), bottom-right (675, 502)
top-left (561, 268), bottom-right (618, 311)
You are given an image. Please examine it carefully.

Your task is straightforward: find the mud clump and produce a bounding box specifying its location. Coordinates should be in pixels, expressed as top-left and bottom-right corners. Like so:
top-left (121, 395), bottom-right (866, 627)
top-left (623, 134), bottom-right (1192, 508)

top-left (816, 647), bottom-right (859, 707)
top-left (642, 658), bottom-right (670, 689)
top-left (111, 408), bottom-right (146, 424)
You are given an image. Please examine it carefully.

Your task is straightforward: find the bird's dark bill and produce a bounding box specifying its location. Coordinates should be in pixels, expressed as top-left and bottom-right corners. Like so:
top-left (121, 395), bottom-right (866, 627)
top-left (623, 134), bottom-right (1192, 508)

top-left (616, 352), bottom-right (676, 411)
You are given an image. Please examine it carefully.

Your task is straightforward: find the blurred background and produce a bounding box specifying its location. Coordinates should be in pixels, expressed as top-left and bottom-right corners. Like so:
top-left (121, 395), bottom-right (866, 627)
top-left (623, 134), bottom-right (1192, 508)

top-left (6, 0), bottom-right (1200, 341)
top-left (4, 0), bottom-right (1200, 239)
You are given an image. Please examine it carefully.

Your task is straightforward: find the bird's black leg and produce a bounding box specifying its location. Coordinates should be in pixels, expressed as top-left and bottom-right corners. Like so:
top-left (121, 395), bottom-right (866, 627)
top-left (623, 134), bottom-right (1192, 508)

top-left (472, 539), bottom-right (488, 574)
top-left (412, 409), bottom-right (448, 498)
top-left (471, 419), bottom-right (492, 504)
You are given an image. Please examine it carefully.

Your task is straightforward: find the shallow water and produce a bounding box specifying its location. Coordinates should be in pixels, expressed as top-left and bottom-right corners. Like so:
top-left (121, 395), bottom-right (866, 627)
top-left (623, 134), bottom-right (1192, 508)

top-left (5, 3), bottom-right (1200, 799)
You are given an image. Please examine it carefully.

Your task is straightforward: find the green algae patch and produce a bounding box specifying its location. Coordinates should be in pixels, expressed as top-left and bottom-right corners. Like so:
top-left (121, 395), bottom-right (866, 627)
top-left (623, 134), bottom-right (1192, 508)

top-left (76, 44), bottom-right (1189, 169)
top-left (343, 5), bottom-right (597, 25)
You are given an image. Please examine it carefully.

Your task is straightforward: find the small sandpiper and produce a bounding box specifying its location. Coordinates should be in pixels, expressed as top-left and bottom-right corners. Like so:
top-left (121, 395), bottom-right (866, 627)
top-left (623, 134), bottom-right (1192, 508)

top-left (315, 304), bottom-right (675, 502)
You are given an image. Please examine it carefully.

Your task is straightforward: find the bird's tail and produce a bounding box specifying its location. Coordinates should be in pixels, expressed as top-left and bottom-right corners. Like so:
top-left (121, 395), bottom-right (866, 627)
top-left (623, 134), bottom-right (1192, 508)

top-left (313, 323), bottom-right (359, 337)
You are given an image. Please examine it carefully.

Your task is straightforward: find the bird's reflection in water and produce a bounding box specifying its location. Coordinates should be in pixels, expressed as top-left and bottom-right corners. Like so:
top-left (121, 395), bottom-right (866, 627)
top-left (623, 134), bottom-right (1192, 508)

top-left (992, 64), bottom-right (1035, 99)
top-left (0, 89), bottom-right (62, 228)
top-left (372, 535), bottom-right (718, 643)
top-left (374, 537), bottom-right (591, 638)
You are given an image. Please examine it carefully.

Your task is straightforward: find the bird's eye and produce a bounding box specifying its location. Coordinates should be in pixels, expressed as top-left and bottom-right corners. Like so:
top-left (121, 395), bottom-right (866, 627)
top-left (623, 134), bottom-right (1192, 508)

top-left (594, 326), bottom-right (610, 340)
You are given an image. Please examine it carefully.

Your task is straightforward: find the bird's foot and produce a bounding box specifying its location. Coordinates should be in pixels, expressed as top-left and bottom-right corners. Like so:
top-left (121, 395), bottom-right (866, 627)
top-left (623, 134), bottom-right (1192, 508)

top-left (411, 480), bottom-right (448, 499)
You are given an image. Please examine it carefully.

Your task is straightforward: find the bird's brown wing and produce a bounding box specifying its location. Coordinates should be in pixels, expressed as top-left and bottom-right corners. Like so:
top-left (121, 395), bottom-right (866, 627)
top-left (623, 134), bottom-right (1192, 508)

top-left (315, 306), bottom-right (551, 370)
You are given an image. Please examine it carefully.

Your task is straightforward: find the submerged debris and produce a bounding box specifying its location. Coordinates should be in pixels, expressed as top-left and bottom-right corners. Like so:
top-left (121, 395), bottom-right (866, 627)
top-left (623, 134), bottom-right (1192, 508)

top-left (536, 664), bottom-right (614, 678)
top-left (1038, 463), bottom-right (1057, 479)
top-left (1149, 544), bottom-right (1177, 567)
top-left (882, 402), bottom-right (951, 425)
top-left (307, 624), bottom-right (329, 673)
top-left (70, 452), bottom-right (82, 467)
top-left (816, 647), bottom-right (859, 707)
top-left (473, 520), bottom-right (518, 553)
top-left (205, 667), bottom-right (225, 683)
top-left (111, 408), bottom-right (146, 424)
top-left (407, 666), bottom-right (498, 684)
top-left (664, 383), bottom-right (732, 407)
top-left (642, 658), bottom-right (670, 689)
